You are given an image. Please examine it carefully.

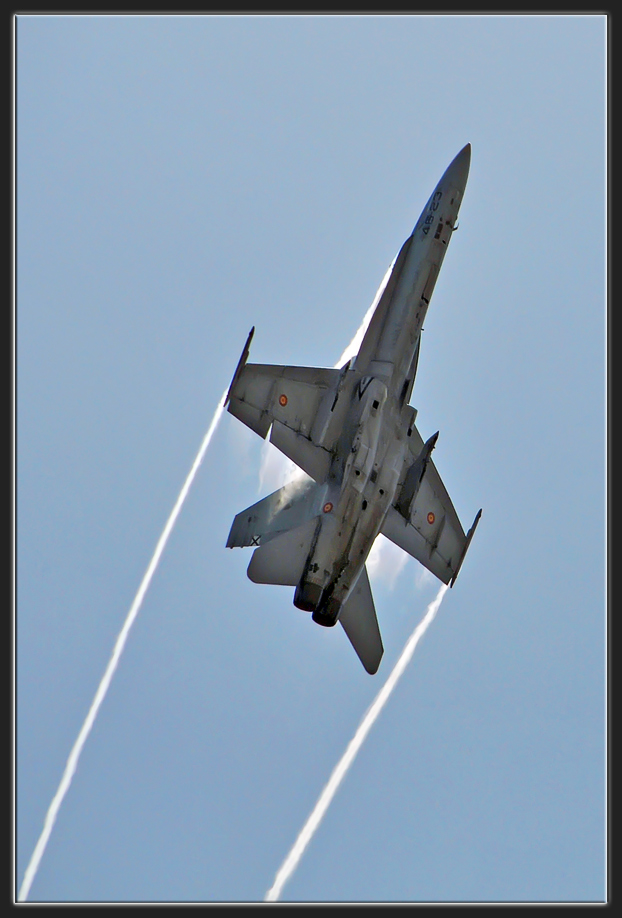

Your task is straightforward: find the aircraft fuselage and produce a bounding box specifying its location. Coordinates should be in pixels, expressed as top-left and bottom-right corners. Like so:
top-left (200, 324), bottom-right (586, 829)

top-left (294, 145), bottom-right (471, 625)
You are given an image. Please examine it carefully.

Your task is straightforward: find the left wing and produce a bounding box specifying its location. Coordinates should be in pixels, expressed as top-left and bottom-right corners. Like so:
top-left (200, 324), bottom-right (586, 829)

top-left (381, 425), bottom-right (481, 586)
top-left (226, 330), bottom-right (340, 483)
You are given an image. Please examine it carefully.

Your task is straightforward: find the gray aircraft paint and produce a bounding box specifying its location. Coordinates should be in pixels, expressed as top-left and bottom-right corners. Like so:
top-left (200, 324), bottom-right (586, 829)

top-left (226, 145), bottom-right (481, 673)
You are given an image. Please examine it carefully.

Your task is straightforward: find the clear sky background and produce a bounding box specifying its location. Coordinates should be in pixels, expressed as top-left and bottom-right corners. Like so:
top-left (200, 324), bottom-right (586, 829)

top-left (16, 14), bottom-right (606, 903)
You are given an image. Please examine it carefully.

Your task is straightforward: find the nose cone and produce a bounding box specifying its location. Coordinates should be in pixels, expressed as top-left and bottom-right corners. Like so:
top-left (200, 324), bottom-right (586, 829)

top-left (444, 142), bottom-right (471, 192)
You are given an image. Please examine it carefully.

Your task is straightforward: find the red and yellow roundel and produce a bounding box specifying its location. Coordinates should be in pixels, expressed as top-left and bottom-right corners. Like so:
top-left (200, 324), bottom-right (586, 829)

top-left (278, 394), bottom-right (288, 407)
top-left (427, 511), bottom-right (436, 525)
top-left (323, 502), bottom-right (333, 513)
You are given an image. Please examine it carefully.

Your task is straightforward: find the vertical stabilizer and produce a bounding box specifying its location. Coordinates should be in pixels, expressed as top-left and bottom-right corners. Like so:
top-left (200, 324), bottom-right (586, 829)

top-left (339, 567), bottom-right (384, 674)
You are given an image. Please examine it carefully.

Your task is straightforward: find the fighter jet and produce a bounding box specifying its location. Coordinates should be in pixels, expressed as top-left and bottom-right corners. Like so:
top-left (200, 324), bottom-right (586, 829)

top-left (225, 144), bottom-right (481, 674)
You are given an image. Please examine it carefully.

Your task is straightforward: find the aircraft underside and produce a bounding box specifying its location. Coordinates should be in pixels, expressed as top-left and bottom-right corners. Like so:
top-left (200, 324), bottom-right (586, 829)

top-left (224, 144), bottom-right (481, 673)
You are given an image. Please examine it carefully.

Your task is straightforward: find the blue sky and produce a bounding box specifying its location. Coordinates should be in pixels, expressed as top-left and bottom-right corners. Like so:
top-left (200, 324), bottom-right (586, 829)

top-left (16, 14), bottom-right (606, 902)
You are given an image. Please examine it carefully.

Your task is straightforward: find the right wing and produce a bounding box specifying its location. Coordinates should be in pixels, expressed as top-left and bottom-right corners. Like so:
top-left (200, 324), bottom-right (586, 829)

top-left (227, 336), bottom-right (341, 483)
top-left (381, 425), bottom-right (481, 586)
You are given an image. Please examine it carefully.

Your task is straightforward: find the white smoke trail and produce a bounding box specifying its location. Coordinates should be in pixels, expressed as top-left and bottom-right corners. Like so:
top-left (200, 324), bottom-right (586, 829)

top-left (264, 581), bottom-right (449, 902)
top-left (18, 389), bottom-right (228, 902)
top-left (334, 256), bottom-right (396, 369)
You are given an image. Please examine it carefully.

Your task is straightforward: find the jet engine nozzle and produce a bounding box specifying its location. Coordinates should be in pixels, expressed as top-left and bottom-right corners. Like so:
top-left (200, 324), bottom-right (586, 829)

top-left (294, 580), bottom-right (324, 613)
top-left (312, 596), bottom-right (341, 628)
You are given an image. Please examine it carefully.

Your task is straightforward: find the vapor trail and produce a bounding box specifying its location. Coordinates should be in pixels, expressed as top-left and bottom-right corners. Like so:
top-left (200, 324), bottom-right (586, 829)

top-left (18, 389), bottom-right (228, 902)
top-left (264, 582), bottom-right (449, 902)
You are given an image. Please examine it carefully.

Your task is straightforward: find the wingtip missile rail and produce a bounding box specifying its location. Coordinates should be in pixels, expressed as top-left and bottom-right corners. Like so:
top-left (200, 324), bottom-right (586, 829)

top-left (225, 326), bottom-right (255, 406)
top-left (449, 508), bottom-right (482, 588)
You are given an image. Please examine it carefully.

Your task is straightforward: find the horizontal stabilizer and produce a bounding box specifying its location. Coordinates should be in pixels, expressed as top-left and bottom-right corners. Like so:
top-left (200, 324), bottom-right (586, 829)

top-left (339, 567), bottom-right (384, 674)
top-left (227, 477), bottom-right (323, 548)
top-left (247, 517), bottom-right (318, 586)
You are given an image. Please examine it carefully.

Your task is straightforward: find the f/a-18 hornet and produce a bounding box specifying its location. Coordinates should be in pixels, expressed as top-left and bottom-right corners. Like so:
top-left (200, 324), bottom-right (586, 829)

top-left (225, 144), bottom-right (481, 674)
